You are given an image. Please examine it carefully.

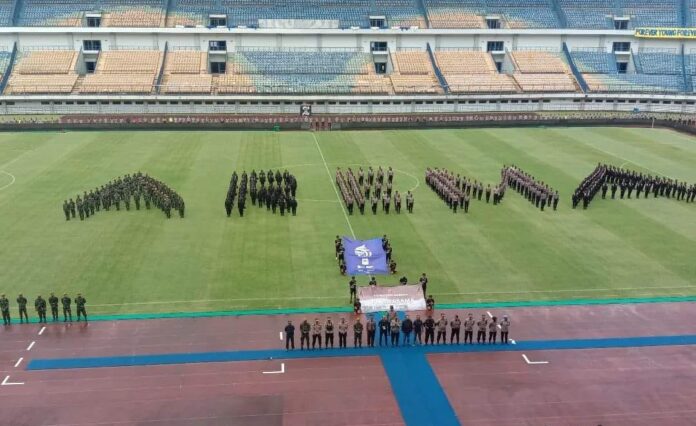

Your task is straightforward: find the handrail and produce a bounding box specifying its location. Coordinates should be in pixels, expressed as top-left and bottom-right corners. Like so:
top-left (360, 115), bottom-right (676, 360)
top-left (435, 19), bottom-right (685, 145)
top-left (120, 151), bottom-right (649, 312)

top-left (0, 42), bottom-right (18, 95)
top-left (155, 41), bottom-right (168, 94)
top-left (562, 42), bottom-right (588, 93)
top-left (426, 42), bottom-right (449, 94)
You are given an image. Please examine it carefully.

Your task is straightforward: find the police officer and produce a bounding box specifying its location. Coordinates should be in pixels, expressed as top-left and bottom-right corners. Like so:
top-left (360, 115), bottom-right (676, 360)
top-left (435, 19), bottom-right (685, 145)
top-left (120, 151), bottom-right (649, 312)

top-left (35, 295), bottom-right (47, 324)
top-left (325, 317), bottom-right (335, 348)
top-left (424, 314), bottom-right (435, 345)
top-left (349, 276), bottom-right (357, 303)
top-left (17, 294), bottom-right (28, 324)
top-left (419, 273), bottom-right (428, 296)
top-left (48, 293), bottom-right (59, 322)
top-left (338, 318), bottom-right (348, 348)
top-left (436, 313), bottom-right (448, 344)
top-left (75, 293), bottom-right (87, 322)
top-left (0, 294), bottom-right (10, 325)
top-left (353, 318), bottom-right (363, 348)
top-left (378, 315), bottom-right (390, 346)
top-left (406, 191), bottom-right (414, 213)
top-left (488, 316), bottom-right (498, 344)
top-left (413, 315), bottom-right (423, 345)
top-left (500, 315), bottom-right (511, 344)
top-left (477, 314), bottom-right (488, 344)
top-left (366, 316), bottom-right (376, 347)
top-left (464, 313), bottom-right (475, 344)
top-left (63, 200), bottom-right (71, 221)
top-left (401, 314), bottom-right (413, 346)
top-left (312, 318), bottom-right (322, 349)
top-left (390, 317), bottom-right (400, 346)
top-left (284, 320), bottom-right (295, 350)
top-left (450, 314), bottom-right (461, 344)
top-left (300, 319), bottom-right (311, 350)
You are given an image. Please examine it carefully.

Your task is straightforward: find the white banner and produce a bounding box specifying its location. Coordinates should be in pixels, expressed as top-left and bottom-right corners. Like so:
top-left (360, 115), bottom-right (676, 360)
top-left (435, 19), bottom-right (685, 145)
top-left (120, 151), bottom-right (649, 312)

top-left (357, 285), bottom-right (426, 313)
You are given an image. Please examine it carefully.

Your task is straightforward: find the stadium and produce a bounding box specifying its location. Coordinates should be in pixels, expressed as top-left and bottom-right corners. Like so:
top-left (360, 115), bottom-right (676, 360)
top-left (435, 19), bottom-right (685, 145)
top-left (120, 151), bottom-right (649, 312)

top-left (0, 0), bottom-right (695, 425)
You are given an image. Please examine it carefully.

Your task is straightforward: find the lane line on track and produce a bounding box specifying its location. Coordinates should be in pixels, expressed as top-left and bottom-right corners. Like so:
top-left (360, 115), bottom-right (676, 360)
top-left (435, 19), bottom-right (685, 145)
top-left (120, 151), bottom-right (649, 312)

top-left (38, 326), bottom-right (46, 336)
top-left (522, 353), bottom-right (549, 365)
top-left (13, 357), bottom-right (23, 368)
top-left (279, 332), bottom-right (283, 341)
top-left (26, 341), bottom-right (35, 351)
top-left (311, 133), bottom-right (356, 239)
top-left (262, 362), bottom-right (285, 374)
top-left (1, 375), bottom-right (24, 386)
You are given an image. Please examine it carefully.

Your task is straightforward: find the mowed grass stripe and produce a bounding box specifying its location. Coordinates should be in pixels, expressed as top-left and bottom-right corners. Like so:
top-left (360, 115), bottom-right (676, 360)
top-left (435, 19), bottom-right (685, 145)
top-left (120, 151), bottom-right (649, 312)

top-left (0, 127), bottom-right (693, 315)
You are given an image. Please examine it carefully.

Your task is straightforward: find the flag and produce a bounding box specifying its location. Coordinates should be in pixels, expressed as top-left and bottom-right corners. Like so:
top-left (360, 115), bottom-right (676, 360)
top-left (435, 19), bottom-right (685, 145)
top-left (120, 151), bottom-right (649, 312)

top-left (342, 237), bottom-right (388, 275)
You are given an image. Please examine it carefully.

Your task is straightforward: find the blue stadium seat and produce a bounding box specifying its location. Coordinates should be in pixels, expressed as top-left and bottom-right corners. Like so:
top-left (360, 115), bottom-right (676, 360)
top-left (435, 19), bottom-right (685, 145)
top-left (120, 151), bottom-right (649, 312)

top-left (571, 51), bottom-right (619, 74)
top-left (633, 52), bottom-right (683, 75)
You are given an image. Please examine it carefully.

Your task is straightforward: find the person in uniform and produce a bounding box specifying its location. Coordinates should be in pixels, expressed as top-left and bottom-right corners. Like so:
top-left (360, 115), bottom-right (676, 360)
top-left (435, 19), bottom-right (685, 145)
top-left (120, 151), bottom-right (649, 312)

top-left (406, 191), bottom-right (414, 213)
top-left (476, 314), bottom-right (488, 344)
top-left (63, 200), bottom-right (71, 221)
top-left (61, 293), bottom-right (72, 322)
top-left (300, 319), bottom-right (311, 350)
top-left (611, 182), bottom-right (618, 199)
top-left (75, 293), bottom-right (87, 322)
top-left (399, 276), bottom-right (408, 285)
top-left (464, 313), bottom-right (475, 344)
top-left (419, 273), bottom-right (428, 295)
top-left (488, 316), bottom-right (498, 344)
top-left (353, 298), bottom-right (361, 314)
top-left (349, 276), bottom-right (357, 303)
top-left (485, 185), bottom-right (492, 203)
top-left (353, 318), bottom-right (363, 348)
top-left (366, 316), bottom-right (376, 347)
top-left (413, 315), bottom-right (423, 345)
top-left (35, 295), bottom-right (47, 324)
top-left (401, 314), bottom-right (413, 346)
top-left (284, 320), bottom-right (295, 350)
top-left (17, 294), bottom-right (28, 324)
top-left (312, 318), bottom-right (323, 349)
top-left (379, 315), bottom-right (390, 346)
top-left (424, 314), bottom-right (435, 345)
top-left (369, 276), bottom-right (377, 286)
top-left (463, 194), bottom-right (470, 213)
top-left (325, 318), bottom-right (335, 348)
top-left (338, 318), bottom-right (348, 348)
top-left (436, 313), bottom-right (448, 344)
top-left (1, 294), bottom-right (11, 325)
top-left (47, 293), bottom-right (59, 322)
top-left (450, 314), bottom-right (461, 344)
top-left (500, 315), bottom-right (511, 344)
top-left (390, 317), bottom-right (401, 346)
top-left (426, 295), bottom-right (435, 312)
top-left (371, 195), bottom-right (379, 215)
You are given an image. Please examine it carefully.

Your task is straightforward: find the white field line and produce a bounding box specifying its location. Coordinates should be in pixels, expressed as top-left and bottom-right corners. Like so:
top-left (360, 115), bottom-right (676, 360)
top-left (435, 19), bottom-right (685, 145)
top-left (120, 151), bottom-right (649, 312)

top-left (1, 375), bottom-right (24, 386)
top-left (0, 171), bottom-right (16, 191)
top-left (262, 362), bottom-right (285, 374)
top-left (311, 133), bottom-right (355, 239)
top-left (522, 354), bottom-right (549, 365)
top-left (279, 332), bottom-right (283, 341)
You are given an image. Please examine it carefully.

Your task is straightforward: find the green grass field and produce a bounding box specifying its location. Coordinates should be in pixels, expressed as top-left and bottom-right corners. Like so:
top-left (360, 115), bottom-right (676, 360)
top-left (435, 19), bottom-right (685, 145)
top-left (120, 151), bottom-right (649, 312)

top-left (0, 127), bottom-right (694, 315)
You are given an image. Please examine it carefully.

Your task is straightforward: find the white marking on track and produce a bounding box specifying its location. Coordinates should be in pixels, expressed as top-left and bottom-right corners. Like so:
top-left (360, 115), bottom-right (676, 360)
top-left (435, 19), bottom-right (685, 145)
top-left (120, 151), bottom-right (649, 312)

top-left (311, 133), bottom-right (356, 239)
top-left (262, 362), bottom-right (285, 374)
top-left (0, 171), bottom-right (15, 191)
top-left (38, 326), bottom-right (46, 336)
top-left (510, 339), bottom-right (516, 345)
top-left (26, 341), bottom-right (35, 351)
top-left (522, 354), bottom-right (548, 365)
top-left (279, 331), bottom-right (284, 341)
top-left (13, 357), bottom-right (23, 368)
top-left (486, 311), bottom-right (493, 318)
top-left (1, 375), bottom-right (24, 386)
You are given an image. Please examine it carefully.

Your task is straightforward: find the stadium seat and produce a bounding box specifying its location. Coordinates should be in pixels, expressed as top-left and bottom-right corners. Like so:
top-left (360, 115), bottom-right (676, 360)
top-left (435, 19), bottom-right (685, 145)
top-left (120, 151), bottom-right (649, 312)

top-left (513, 73), bottom-right (577, 92)
top-left (445, 73), bottom-right (518, 93)
top-left (633, 52), bottom-right (683, 75)
top-left (5, 50), bottom-right (80, 94)
top-left (435, 51), bottom-right (497, 74)
top-left (570, 51), bottom-right (618, 74)
top-left (511, 51), bottom-right (569, 74)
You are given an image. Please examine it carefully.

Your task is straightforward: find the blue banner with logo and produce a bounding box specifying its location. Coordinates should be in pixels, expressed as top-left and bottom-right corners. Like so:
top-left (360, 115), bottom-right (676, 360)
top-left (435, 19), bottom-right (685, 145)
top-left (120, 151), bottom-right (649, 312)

top-left (342, 237), bottom-right (388, 275)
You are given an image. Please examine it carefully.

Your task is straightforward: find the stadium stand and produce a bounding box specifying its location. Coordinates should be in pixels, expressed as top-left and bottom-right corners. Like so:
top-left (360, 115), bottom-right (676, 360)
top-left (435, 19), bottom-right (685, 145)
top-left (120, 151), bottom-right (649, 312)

top-left (434, 50), bottom-right (517, 93)
top-left (374, 0), bottom-right (426, 28)
top-left (160, 50), bottom-right (212, 94)
top-left (390, 51), bottom-right (442, 93)
top-left (558, 0), bottom-right (613, 29)
top-left (424, 0), bottom-right (485, 29)
top-left (78, 50), bottom-right (162, 93)
top-left (513, 73), bottom-right (577, 92)
top-left (510, 50), bottom-right (577, 92)
top-left (570, 51), bottom-right (619, 74)
top-left (425, 0), bottom-right (558, 29)
top-left (0, 0), bottom-right (14, 26)
top-left (584, 73), bottom-right (685, 93)
top-left (100, 0), bottom-right (166, 27)
top-left (0, 49), bottom-right (12, 80)
top-left (16, 0), bottom-right (166, 27)
top-left (621, 0), bottom-right (681, 28)
top-left (5, 50), bottom-right (79, 94)
top-left (633, 51), bottom-right (683, 76)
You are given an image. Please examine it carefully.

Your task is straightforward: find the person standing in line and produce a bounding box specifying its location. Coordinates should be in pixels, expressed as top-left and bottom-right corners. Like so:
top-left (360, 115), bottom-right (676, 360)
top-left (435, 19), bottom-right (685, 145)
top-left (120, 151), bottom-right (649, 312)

top-left (300, 319), bottom-right (311, 350)
top-left (450, 314), bottom-right (461, 344)
top-left (390, 317), bottom-right (401, 347)
top-left (48, 293), bottom-right (59, 322)
top-left (17, 294), bottom-right (28, 324)
top-left (284, 320), bottom-right (295, 350)
top-left (379, 315), bottom-right (390, 346)
top-left (413, 315), bottom-right (423, 345)
top-left (312, 318), bottom-right (323, 349)
top-left (366, 316), bottom-right (376, 348)
top-left (424, 314), bottom-right (435, 345)
top-left (353, 318), bottom-right (363, 348)
top-left (401, 314), bottom-right (413, 346)
top-left (464, 313), bottom-right (475, 344)
top-left (500, 315), bottom-right (511, 344)
top-left (349, 276), bottom-right (357, 303)
top-left (75, 293), bottom-right (87, 322)
top-left (34, 295), bottom-right (47, 324)
top-left (1, 294), bottom-right (11, 325)
top-left (61, 293), bottom-right (72, 323)
top-left (338, 318), bottom-right (348, 348)
top-left (436, 313), bottom-right (448, 344)
top-left (488, 316), bottom-right (498, 344)
top-left (325, 317), bottom-right (335, 348)
top-left (477, 314), bottom-right (488, 344)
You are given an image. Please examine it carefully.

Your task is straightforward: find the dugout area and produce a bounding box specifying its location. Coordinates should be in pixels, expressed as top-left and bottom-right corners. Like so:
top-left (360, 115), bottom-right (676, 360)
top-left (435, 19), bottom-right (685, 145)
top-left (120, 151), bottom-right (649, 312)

top-left (1, 301), bottom-right (695, 425)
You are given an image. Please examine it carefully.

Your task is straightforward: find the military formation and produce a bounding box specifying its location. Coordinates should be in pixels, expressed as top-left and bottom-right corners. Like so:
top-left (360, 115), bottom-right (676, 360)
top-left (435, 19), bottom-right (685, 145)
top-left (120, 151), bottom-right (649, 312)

top-left (62, 173), bottom-right (185, 221)
top-left (225, 169), bottom-right (298, 217)
top-left (1, 292), bottom-right (87, 325)
top-left (502, 165), bottom-right (559, 211)
top-left (573, 163), bottom-right (696, 209)
top-left (336, 166), bottom-right (413, 215)
top-left (425, 168), bottom-right (506, 213)
top-left (282, 310), bottom-right (511, 350)
top-left (335, 234), bottom-right (397, 276)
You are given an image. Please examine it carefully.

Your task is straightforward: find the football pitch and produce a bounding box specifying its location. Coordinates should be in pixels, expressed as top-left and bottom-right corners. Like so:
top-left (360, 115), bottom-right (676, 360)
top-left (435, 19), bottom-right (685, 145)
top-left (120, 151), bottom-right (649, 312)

top-left (0, 126), bottom-right (694, 316)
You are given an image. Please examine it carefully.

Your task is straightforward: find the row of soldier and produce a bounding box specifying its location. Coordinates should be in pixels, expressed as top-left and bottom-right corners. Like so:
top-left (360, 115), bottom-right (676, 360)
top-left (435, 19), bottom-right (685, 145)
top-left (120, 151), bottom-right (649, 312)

top-left (62, 173), bottom-right (185, 220)
top-left (225, 169), bottom-right (299, 217)
top-left (335, 167), bottom-right (414, 215)
top-left (282, 311), bottom-right (511, 349)
top-left (502, 165), bottom-right (559, 211)
top-left (1, 293), bottom-right (87, 325)
top-left (573, 163), bottom-right (696, 209)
